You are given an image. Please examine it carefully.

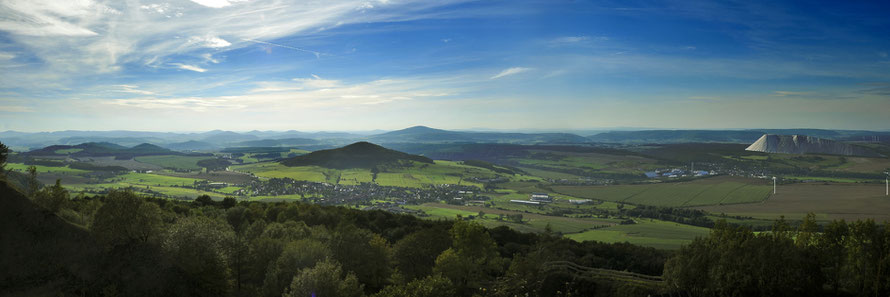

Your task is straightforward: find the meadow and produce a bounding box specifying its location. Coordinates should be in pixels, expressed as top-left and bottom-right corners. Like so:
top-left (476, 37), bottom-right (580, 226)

top-left (508, 150), bottom-right (659, 175)
top-left (231, 160), bottom-right (538, 188)
top-left (697, 183), bottom-right (890, 222)
top-left (552, 176), bottom-right (773, 207)
top-left (405, 202), bottom-right (704, 249)
top-left (565, 219), bottom-right (711, 250)
top-left (134, 155), bottom-right (211, 171)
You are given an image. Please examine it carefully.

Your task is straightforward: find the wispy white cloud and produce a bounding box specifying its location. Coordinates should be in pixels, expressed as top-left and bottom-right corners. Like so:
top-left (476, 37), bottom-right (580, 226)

top-left (113, 85), bottom-right (155, 95)
top-left (552, 36), bottom-right (590, 43)
top-left (0, 0), bottom-right (471, 77)
top-left (0, 105), bottom-right (33, 112)
top-left (106, 74), bottom-right (459, 112)
top-left (548, 35), bottom-right (607, 47)
top-left (242, 38), bottom-right (322, 58)
top-left (189, 0), bottom-right (233, 9)
top-left (491, 67), bottom-right (532, 79)
top-left (189, 35), bottom-right (232, 48)
top-left (170, 63), bottom-right (207, 72)
top-left (772, 91), bottom-right (810, 96)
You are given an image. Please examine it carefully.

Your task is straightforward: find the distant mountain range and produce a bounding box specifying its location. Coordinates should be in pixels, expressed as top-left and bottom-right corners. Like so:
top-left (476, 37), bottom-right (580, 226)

top-left (367, 126), bottom-right (591, 144)
top-left (587, 129), bottom-right (890, 144)
top-left (280, 142), bottom-right (433, 169)
top-left (3, 126), bottom-right (889, 152)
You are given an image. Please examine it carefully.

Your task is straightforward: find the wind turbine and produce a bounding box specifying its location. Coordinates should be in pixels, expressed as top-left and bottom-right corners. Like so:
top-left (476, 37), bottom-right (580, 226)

top-left (885, 171), bottom-right (889, 196)
top-left (772, 176), bottom-right (777, 195)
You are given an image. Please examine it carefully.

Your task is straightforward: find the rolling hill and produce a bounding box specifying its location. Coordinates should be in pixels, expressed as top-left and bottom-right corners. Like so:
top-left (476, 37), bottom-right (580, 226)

top-left (25, 142), bottom-right (203, 159)
top-left (233, 138), bottom-right (319, 147)
top-left (368, 126), bottom-right (591, 144)
top-left (280, 141), bottom-right (433, 169)
top-left (163, 140), bottom-right (219, 151)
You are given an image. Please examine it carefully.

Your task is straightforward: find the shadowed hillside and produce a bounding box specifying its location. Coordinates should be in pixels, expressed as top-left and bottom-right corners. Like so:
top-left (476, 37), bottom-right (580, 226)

top-left (25, 142), bottom-right (208, 159)
top-left (280, 142), bottom-right (433, 169)
top-left (0, 181), bottom-right (103, 296)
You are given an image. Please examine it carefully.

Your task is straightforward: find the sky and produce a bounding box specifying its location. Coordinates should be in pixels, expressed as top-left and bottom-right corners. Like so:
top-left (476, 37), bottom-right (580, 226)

top-left (0, 0), bottom-right (889, 132)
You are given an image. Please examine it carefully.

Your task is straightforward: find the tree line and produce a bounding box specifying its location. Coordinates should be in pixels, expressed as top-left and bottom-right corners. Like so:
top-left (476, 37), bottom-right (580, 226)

top-left (1, 167), bottom-right (670, 297)
top-left (665, 214), bottom-right (890, 297)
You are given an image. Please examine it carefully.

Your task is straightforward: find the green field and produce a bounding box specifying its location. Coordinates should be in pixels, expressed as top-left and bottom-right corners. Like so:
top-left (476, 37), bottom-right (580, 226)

top-left (232, 160), bottom-right (537, 188)
top-left (54, 148), bottom-right (83, 154)
top-left (6, 163), bottom-right (89, 174)
top-left (405, 203), bottom-right (617, 234)
top-left (406, 203), bottom-right (702, 249)
top-left (783, 176), bottom-right (867, 183)
top-left (552, 177), bottom-right (772, 207)
top-left (565, 219), bottom-right (710, 250)
top-left (134, 155), bottom-right (212, 171)
top-left (510, 150), bottom-right (658, 175)
top-left (698, 183), bottom-right (890, 222)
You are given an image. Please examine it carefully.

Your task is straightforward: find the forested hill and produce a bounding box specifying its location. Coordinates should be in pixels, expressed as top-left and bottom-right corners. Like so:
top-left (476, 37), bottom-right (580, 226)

top-left (0, 180), bottom-right (104, 295)
top-left (0, 177), bottom-right (670, 297)
top-left (280, 141), bottom-right (434, 169)
top-left (25, 142), bottom-right (203, 159)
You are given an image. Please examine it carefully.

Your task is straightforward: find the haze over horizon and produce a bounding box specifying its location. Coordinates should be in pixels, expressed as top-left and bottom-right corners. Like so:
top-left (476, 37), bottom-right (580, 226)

top-left (1, 0), bottom-right (889, 132)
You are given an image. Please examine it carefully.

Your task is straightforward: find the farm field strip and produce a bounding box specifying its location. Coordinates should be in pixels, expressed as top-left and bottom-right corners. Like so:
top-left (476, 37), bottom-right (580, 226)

top-left (697, 183), bottom-right (890, 222)
top-left (565, 219), bottom-right (710, 250)
top-left (134, 155), bottom-right (211, 171)
top-left (552, 177), bottom-right (772, 207)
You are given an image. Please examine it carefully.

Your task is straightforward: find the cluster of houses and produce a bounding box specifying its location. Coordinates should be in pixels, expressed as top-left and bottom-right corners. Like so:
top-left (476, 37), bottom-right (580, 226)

top-left (644, 168), bottom-right (715, 179)
top-left (509, 193), bottom-right (554, 205)
top-left (507, 192), bottom-right (594, 205)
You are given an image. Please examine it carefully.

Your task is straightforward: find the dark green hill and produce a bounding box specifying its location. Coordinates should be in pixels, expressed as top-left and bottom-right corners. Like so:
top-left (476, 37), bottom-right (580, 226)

top-left (0, 180), bottom-right (103, 295)
top-left (280, 141), bottom-right (433, 169)
top-left (25, 142), bottom-right (201, 159)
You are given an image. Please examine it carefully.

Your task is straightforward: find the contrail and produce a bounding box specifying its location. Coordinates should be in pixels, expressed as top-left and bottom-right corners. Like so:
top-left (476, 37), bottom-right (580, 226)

top-left (241, 38), bottom-right (323, 59)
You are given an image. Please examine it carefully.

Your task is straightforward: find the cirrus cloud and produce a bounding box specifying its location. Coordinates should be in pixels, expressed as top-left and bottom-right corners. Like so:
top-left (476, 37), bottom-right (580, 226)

top-left (491, 67), bottom-right (532, 79)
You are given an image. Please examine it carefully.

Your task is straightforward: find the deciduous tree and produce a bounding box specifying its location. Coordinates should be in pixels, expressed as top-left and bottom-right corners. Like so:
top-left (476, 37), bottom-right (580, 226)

top-left (92, 190), bottom-right (163, 249)
top-left (283, 259), bottom-right (364, 297)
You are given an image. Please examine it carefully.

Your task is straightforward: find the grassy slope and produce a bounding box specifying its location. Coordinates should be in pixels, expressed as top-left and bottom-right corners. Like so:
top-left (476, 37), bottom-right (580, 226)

top-left (134, 155), bottom-right (211, 170)
top-left (565, 219), bottom-right (710, 250)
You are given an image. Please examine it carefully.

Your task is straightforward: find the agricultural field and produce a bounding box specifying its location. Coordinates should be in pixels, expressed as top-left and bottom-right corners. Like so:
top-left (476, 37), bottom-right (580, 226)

top-left (232, 160), bottom-right (538, 188)
top-left (552, 176), bottom-right (773, 207)
top-left (697, 183), bottom-right (890, 222)
top-left (406, 203), bottom-right (617, 233)
top-left (508, 150), bottom-right (658, 176)
top-left (406, 203), bottom-right (703, 249)
top-left (565, 219), bottom-right (711, 250)
top-left (134, 155), bottom-right (212, 171)
top-left (6, 163), bottom-right (89, 174)
top-left (54, 148), bottom-right (83, 154)
top-left (74, 157), bottom-right (162, 171)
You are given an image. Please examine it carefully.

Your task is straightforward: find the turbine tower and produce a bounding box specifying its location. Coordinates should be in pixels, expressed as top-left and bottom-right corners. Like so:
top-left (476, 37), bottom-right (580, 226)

top-left (772, 176), bottom-right (777, 195)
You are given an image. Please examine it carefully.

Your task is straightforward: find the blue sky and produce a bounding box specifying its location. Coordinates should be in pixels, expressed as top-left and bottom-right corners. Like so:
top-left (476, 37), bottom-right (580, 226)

top-left (0, 0), bottom-right (888, 132)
